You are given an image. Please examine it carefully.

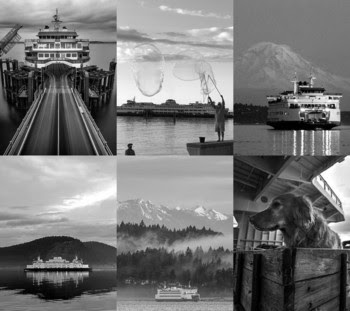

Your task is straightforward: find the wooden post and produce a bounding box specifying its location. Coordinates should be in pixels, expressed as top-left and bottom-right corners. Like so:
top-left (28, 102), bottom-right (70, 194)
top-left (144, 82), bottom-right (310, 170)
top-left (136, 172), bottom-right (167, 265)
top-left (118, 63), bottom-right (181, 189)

top-left (84, 70), bottom-right (89, 105)
top-left (234, 252), bottom-right (244, 307)
top-left (0, 59), bottom-right (3, 85)
top-left (251, 253), bottom-right (262, 311)
top-left (339, 253), bottom-right (347, 311)
top-left (282, 248), bottom-right (295, 311)
top-left (28, 71), bottom-right (34, 105)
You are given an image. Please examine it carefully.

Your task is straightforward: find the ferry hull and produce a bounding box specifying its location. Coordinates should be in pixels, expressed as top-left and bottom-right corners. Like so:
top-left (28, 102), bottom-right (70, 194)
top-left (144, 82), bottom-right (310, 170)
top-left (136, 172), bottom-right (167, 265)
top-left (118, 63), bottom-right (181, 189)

top-left (267, 121), bottom-right (341, 130)
top-left (24, 267), bottom-right (92, 271)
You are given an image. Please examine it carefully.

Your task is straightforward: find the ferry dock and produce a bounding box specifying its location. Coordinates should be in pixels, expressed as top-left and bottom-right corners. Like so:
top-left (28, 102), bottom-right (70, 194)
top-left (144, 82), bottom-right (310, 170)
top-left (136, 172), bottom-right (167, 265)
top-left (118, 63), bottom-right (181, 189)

top-left (0, 10), bottom-right (115, 155)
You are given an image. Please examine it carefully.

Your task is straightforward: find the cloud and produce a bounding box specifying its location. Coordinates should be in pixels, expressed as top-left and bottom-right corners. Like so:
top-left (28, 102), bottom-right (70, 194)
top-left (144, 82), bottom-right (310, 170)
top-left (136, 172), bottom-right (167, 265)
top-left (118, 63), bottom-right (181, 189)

top-left (54, 184), bottom-right (116, 211)
top-left (159, 5), bottom-right (231, 20)
top-left (117, 27), bottom-right (233, 55)
top-left (5, 217), bottom-right (69, 228)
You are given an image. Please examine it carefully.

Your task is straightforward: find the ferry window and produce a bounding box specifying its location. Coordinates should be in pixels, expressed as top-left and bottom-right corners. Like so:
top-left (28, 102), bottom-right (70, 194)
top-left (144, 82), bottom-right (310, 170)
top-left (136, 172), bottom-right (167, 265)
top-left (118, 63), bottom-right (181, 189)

top-left (45, 54), bottom-right (49, 58)
top-left (72, 53), bottom-right (77, 57)
top-left (73, 44), bottom-right (77, 48)
top-left (66, 53), bottom-right (71, 57)
top-left (56, 53), bottom-right (60, 58)
top-left (50, 53), bottom-right (54, 57)
top-left (38, 53), bottom-right (43, 58)
top-left (50, 43), bottom-right (54, 48)
top-left (78, 43), bottom-right (82, 48)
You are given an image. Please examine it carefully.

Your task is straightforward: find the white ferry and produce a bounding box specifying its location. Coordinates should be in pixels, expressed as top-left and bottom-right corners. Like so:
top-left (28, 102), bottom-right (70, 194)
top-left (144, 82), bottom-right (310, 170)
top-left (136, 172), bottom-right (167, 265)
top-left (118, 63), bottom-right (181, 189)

top-left (24, 9), bottom-right (90, 69)
top-left (267, 74), bottom-right (341, 130)
top-left (155, 285), bottom-right (200, 302)
top-left (25, 256), bottom-right (91, 271)
top-left (117, 98), bottom-right (231, 118)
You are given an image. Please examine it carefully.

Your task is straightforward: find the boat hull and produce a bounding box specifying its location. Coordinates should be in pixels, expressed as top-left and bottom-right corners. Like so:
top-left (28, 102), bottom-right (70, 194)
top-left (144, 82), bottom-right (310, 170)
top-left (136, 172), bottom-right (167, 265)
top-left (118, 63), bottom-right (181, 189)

top-left (267, 121), bottom-right (341, 130)
top-left (24, 267), bottom-right (92, 271)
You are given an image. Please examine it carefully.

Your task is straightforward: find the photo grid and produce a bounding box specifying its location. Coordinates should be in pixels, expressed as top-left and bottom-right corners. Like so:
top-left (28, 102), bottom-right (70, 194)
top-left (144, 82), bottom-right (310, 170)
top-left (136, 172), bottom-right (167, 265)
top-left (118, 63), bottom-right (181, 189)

top-left (234, 1), bottom-right (350, 311)
top-left (0, 0), bottom-right (234, 311)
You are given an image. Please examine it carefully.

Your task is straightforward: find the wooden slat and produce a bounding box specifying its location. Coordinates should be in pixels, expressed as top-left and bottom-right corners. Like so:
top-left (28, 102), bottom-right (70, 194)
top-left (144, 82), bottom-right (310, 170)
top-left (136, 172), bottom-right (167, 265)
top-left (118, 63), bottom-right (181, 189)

top-left (241, 267), bottom-right (253, 311)
top-left (294, 273), bottom-right (340, 311)
top-left (243, 249), bottom-right (285, 284)
top-left (294, 249), bottom-right (350, 282)
top-left (259, 278), bottom-right (284, 311)
top-left (311, 297), bottom-right (339, 311)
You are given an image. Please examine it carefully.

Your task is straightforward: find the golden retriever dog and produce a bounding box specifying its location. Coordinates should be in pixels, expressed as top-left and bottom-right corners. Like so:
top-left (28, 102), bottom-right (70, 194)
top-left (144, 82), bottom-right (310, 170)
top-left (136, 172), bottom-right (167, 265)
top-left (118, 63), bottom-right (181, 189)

top-left (249, 193), bottom-right (341, 248)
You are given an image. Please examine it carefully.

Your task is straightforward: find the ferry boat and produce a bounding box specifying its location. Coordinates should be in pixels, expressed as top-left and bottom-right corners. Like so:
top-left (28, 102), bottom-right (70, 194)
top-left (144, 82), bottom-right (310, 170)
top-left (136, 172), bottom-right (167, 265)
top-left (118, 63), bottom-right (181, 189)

top-left (24, 9), bottom-right (90, 69)
top-left (266, 74), bottom-right (341, 130)
top-left (155, 285), bottom-right (200, 302)
top-left (24, 256), bottom-right (91, 271)
top-left (117, 98), bottom-right (232, 118)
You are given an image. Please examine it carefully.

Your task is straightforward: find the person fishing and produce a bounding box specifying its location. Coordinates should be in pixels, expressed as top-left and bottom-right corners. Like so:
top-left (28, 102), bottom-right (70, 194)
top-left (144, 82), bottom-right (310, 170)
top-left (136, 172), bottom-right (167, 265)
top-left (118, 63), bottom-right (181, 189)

top-left (208, 95), bottom-right (226, 142)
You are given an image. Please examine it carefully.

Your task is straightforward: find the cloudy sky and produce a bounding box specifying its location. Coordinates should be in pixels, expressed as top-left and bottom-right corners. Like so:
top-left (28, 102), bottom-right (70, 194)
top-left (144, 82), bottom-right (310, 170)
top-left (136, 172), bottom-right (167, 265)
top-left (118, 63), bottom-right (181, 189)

top-left (236, 0), bottom-right (350, 77)
top-left (0, 0), bottom-right (116, 41)
top-left (322, 157), bottom-right (350, 241)
top-left (117, 0), bottom-right (233, 110)
top-left (117, 157), bottom-right (233, 214)
top-left (0, 157), bottom-right (116, 248)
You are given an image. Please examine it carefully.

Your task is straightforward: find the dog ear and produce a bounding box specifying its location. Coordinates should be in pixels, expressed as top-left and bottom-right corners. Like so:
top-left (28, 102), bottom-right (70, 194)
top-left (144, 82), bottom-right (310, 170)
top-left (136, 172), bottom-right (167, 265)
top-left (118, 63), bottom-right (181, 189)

top-left (292, 195), bottom-right (315, 228)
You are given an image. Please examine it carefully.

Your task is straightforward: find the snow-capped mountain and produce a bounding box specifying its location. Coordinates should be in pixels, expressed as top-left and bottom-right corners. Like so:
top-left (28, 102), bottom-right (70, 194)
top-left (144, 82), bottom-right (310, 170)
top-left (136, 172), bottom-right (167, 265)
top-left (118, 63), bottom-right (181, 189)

top-left (235, 42), bottom-right (350, 105)
top-left (117, 199), bottom-right (232, 234)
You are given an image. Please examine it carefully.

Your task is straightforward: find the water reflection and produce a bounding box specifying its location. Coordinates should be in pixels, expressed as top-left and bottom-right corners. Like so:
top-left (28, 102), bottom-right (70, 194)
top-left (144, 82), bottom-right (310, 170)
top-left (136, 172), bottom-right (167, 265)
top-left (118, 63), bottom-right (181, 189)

top-left (0, 269), bottom-right (116, 301)
top-left (26, 271), bottom-right (90, 287)
top-left (272, 129), bottom-right (340, 155)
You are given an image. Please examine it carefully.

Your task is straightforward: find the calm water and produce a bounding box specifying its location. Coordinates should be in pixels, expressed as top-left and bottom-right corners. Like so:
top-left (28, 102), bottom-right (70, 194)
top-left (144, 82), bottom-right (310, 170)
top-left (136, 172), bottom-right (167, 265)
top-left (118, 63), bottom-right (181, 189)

top-left (0, 269), bottom-right (116, 310)
top-left (234, 124), bottom-right (350, 155)
top-left (117, 300), bottom-right (233, 311)
top-left (0, 43), bottom-right (116, 154)
top-left (117, 116), bottom-right (234, 155)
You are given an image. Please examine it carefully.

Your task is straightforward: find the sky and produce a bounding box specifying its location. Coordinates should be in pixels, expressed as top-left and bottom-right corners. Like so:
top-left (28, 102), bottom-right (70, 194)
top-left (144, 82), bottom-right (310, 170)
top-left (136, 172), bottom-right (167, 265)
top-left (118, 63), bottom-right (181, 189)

top-left (322, 156), bottom-right (350, 241)
top-left (0, 157), bottom-right (116, 248)
top-left (117, 0), bottom-right (233, 110)
top-left (236, 0), bottom-right (350, 78)
top-left (117, 156), bottom-right (233, 215)
top-left (0, 0), bottom-right (116, 41)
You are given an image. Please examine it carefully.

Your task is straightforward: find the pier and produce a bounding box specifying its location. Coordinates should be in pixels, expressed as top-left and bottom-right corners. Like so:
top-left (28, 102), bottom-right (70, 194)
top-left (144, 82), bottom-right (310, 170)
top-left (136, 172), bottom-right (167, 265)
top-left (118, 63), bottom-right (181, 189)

top-left (186, 140), bottom-right (233, 155)
top-left (3, 63), bottom-right (113, 155)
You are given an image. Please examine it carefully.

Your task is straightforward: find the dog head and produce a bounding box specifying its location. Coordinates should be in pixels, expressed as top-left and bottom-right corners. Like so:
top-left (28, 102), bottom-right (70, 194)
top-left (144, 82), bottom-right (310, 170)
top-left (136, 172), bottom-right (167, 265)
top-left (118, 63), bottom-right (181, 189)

top-left (250, 193), bottom-right (315, 232)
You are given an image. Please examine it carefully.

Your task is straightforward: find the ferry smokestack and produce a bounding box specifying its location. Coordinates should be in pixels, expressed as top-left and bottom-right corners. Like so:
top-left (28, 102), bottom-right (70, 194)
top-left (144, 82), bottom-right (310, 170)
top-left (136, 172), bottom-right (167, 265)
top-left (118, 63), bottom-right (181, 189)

top-left (291, 73), bottom-right (298, 95)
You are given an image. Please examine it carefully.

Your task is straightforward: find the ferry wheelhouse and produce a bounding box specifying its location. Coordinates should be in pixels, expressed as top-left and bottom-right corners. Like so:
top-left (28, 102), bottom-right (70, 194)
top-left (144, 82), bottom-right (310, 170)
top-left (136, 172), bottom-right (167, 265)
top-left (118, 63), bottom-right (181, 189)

top-left (155, 285), bottom-right (200, 302)
top-left (24, 9), bottom-right (90, 69)
top-left (25, 256), bottom-right (91, 271)
top-left (267, 75), bottom-right (341, 130)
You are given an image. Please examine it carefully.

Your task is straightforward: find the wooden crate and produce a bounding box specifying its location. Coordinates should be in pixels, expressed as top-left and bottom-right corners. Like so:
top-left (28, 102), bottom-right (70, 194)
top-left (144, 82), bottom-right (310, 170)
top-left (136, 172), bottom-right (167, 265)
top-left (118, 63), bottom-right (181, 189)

top-left (234, 248), bottom-right (350, 311)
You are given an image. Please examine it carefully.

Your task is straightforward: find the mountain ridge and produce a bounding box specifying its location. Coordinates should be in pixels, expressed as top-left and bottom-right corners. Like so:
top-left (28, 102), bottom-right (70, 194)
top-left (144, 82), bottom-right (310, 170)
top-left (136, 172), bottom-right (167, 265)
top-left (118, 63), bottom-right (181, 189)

top-left (0, 236), bottom-right (116, 268)
top-left (117, 199), bottom-right (232, 234)
top-left (235, 42), bottom-right (350, 108)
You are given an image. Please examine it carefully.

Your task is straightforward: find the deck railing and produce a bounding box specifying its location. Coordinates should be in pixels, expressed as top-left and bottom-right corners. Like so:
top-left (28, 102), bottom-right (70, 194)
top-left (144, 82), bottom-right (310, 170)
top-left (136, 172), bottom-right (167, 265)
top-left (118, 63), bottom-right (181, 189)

top-left (315, 174), bottom-right (342, 209)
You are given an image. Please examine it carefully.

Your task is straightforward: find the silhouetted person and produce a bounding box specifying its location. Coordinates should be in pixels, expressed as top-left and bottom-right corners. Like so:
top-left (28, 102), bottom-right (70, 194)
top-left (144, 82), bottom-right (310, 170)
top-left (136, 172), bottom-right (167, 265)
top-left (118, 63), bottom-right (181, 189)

top-left (209, 95), bottom-right (226, 141)
top-left (125, 143), bottom-right (135, 156)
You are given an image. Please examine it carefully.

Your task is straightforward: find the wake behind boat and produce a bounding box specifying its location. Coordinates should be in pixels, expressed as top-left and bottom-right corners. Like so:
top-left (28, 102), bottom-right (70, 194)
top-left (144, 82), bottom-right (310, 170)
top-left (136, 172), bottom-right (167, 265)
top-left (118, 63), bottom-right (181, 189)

top-left (266, 74), bottom-right (341, 130)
